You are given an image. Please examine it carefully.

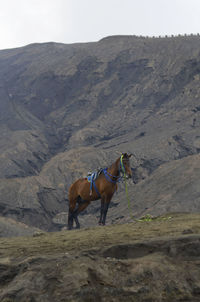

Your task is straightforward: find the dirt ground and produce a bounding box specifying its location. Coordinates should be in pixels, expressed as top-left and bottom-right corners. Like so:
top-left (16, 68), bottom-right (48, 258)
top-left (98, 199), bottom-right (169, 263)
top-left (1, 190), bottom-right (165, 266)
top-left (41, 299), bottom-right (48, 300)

top-left (0, 213), bottom-right (200, 302)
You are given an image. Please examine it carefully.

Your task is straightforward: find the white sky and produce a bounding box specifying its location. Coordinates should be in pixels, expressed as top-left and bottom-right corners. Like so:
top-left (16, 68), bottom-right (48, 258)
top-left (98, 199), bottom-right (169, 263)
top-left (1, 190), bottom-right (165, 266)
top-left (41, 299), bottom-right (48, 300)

top-left (0, 0), bottom-right (200, 50)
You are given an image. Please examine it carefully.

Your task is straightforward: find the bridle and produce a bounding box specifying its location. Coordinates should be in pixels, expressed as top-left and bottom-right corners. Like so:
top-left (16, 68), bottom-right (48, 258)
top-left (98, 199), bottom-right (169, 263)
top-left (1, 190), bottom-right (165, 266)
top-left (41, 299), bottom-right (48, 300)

top-left (103, 154), bottom-right (128, 184)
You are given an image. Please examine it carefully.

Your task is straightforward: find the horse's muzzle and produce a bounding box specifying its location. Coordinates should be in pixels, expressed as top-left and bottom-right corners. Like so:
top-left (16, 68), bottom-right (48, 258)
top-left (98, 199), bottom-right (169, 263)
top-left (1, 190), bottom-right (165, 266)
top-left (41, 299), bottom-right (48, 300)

top-left (126, 171), bottom-right (132, 179)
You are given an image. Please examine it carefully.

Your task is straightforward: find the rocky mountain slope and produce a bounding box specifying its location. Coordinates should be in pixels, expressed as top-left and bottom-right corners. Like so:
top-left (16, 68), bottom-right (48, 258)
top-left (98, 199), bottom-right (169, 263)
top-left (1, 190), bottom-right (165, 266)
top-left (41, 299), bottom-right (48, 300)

top-left (0, 35), bottom-right (200, 233)
top-left (0, 213), bottom-right (200, 301)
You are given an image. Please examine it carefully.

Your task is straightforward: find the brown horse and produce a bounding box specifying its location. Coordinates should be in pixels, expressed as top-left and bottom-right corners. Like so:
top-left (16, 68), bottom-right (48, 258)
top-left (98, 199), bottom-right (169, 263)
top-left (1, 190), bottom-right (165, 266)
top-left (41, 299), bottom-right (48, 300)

top-left (68, 153), bottom-right (132, 230)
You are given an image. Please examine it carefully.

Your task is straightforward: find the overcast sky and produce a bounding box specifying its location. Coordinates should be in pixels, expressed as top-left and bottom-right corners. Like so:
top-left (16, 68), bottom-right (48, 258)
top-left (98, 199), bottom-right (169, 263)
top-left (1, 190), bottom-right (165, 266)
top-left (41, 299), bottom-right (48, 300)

top-left (0, 0), bottom-right (200, 50)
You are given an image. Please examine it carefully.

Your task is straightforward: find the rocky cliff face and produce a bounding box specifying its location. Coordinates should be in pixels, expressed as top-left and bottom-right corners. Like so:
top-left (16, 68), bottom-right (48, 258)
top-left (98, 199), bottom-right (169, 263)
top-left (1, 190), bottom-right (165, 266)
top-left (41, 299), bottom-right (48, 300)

top-left (0, 35), bottom-right (200, 233)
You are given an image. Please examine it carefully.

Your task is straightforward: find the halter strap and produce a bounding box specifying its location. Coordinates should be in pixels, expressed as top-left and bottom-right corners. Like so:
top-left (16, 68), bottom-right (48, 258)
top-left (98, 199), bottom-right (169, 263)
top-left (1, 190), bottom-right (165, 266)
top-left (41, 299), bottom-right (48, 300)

top-left (106, 170), bottom-right (119, 179)
top-left (103, 155), bottom-right (125, 184)
top-left (103, 168), bottom-right (120, 184)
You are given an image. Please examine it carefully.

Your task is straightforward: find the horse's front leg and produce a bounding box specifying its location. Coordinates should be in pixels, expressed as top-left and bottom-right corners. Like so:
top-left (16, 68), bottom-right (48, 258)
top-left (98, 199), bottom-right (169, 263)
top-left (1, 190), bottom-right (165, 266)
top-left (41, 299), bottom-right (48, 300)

top-left (99, 196), bottom-right (111, 226)
top-left (101, 201), bottom-right (110, 225)
top-left (99, 198), bottom-right (105, 225)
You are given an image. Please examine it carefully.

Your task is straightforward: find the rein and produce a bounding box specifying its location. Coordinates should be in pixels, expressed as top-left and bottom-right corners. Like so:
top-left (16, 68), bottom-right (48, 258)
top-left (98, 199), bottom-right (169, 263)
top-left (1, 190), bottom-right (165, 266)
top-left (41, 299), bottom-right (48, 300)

top-left (120, 155), bottom-right (133, 217)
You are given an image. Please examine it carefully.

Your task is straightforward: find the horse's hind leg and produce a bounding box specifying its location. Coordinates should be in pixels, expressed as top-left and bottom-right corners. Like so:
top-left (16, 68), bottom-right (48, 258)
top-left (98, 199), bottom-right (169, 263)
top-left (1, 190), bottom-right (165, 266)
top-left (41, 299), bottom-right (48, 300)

top-left (73, 198), bottom-right (90, 229)
top-left (68, 207), bottom-right (74, 230)
top-left (68, 197), bottom-right (77, 230)
top-left (73, 213), bottom-right (80, 229)
top-left (68, 196), bottom-right (90, 230)
top-left (73, 196), bottom-right (82, 229)
top-left (72, 196), bottom-right (83, 229)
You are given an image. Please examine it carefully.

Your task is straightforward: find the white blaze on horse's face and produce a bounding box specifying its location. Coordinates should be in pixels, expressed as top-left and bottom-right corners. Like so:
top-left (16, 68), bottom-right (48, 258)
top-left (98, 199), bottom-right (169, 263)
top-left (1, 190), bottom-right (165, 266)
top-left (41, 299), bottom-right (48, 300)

top-left (121, 153), bottom-right (132, 178)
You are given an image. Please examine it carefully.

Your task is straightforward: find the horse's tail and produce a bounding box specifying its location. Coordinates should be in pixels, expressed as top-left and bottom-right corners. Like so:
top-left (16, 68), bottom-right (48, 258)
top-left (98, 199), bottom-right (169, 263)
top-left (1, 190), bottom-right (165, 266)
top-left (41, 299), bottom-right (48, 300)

top-left (68, 182), bottom-right (79, 203)
top-left (68, 183), bottom-right (74, 201)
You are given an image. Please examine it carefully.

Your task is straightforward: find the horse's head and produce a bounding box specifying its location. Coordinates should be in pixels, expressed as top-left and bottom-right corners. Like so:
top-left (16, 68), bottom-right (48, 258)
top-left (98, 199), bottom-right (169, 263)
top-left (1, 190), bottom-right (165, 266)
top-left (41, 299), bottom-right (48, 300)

top-left (120, 153), bottom-right (132, 179)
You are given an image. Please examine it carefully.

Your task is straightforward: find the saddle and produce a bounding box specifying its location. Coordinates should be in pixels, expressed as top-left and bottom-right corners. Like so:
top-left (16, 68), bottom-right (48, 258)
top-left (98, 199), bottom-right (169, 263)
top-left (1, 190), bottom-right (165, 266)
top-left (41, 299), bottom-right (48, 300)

top-left (87, 172), bottom-right (98, 183)
top-left (87, 169), bottom-right (103, 197)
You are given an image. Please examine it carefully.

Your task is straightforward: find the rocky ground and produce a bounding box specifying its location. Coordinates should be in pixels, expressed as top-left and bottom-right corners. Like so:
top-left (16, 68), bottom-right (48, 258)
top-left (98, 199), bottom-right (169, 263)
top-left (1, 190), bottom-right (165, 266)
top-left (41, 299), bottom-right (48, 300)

top-left (0, 213), bottom-right (200, 302)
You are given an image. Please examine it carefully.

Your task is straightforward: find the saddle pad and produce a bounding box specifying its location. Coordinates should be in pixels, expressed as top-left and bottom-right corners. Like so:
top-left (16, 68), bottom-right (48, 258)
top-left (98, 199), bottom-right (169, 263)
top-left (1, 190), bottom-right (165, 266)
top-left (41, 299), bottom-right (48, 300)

top-left (87, 172), bottom-right (98, 183)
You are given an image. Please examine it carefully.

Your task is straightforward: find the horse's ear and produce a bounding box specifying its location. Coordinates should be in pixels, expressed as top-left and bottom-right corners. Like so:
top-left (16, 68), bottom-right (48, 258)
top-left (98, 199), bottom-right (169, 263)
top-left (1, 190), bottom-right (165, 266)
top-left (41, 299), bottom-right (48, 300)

top-left (116, 151), bottom-right (122, 155)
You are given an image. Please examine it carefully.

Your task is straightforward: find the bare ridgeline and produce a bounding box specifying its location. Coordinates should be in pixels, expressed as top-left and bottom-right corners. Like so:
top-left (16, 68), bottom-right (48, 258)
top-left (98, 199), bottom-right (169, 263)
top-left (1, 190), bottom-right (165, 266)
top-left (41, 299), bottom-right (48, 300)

top-left (0, 34), bottom-right (200, 235)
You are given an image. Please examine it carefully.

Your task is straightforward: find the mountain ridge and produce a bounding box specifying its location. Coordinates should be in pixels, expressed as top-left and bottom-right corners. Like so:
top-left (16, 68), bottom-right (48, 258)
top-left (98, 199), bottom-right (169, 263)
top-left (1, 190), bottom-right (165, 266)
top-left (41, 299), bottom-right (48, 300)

top-left (0, 35), bottom-right (200, 233)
